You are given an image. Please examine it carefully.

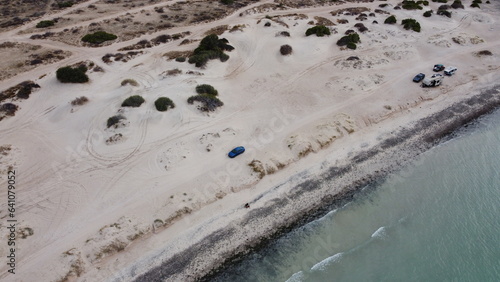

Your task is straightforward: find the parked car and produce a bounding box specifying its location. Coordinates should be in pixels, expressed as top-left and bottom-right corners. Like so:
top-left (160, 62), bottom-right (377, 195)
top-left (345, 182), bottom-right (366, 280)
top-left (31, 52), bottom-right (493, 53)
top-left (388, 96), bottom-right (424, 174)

top-left (228, 146), bottom-right (245, 158)
top-left (413, 73), bottom-right (425, 82)
top-left (433, 64), bottom-right (445, 72)
top-left (431, 73), bottom-right (443, 78)
top-left (444, 66), bottom-right (457, 76)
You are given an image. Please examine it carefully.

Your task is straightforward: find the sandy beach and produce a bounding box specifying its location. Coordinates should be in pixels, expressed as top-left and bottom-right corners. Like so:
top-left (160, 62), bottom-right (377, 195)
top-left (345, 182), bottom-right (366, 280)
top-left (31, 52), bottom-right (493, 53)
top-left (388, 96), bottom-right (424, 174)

top-left (1, 0), bottom-right (499, 281)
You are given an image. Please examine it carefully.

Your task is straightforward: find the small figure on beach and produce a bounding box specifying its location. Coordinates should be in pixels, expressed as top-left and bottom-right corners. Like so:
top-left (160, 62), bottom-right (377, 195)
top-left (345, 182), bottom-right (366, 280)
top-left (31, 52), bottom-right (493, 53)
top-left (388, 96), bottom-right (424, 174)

top-left (244, 203), bottom-right (250, 208)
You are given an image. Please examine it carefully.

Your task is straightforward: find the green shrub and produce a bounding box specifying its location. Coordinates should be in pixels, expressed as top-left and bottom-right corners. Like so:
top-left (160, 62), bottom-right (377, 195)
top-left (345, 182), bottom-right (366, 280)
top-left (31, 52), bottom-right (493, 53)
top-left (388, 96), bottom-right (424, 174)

top-left (337, 33), bottom-right (360, 47)
top-left (305, 25), bottom-right (331, 37)
top-left (58, 1), bottom-right (73, 8)
top-left (346, 42), bottom-right (357, 50)
top-left (121, 95), bottom-right (145, 107)
top-left (107, 115), bottom-right (125, 128)
top-left (451, 0), bottom-right (464, 8)
top-left (196, 84), bottom-right (218, 95)
top-left (175, 57), bottom-right (186, 62)
top-left (473, 0), bottom-right (482, 3)
top-left (384, 15), bottom-right (397, 24)
top-left (220, 0), bottom-right (234, 4)
top-left (470, 2), bottom-right (480, 7)
top-left (431, 0), bottom-right (447, 2)
top-left (402, 0), bottom-right (423, 9)
top-left (187, 94), bottom-right (224, 112)
top-left (56, 66), bottom-right (89, 83)
top-left (188, 34), bottom-right (233, 68)
top-left (82, 31), bottom-right (118, 44)
top-left (401, 18), bottom-right (421, 32)
top-left (419, 0), bottom-right (430, 5)
top-left (155, 97), bottom-right (175, 112)
top-left (423, 10), bottom-right (433, 17)
top-left (36, 20), bottom-right (54, 28)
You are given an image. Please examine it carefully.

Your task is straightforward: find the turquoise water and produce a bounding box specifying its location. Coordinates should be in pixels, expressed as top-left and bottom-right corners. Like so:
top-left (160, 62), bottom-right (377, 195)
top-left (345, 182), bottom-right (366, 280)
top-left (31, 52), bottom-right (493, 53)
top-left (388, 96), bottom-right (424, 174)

top-left (216, 109), bottom-right (500, 282)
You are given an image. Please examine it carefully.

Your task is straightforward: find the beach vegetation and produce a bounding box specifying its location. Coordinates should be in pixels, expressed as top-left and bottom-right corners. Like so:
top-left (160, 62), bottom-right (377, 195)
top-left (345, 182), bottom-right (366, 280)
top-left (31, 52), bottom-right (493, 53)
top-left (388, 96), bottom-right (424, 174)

top-left (451, 0), bottom-right (464, 8)
top-left (71, 96), bottom-right (89, 106)
top-left (402, 18), bottom-right (421, 32)
top-left (155, 97), bottom-right (175, 112)
top-left (187, 94), bottom-right (223, 112)
top-left (384, 15), bottom-right (397, 24)
top-left (437, 10), bottom-right (452, 17)
top-left (58, 1), bottom-right (74, 8)
top-left (121, 79), bottom-right (138, 86)
top-left (107, 115), bottom-right (126, 128)
top-left (196, 84), bottom-right (218, 96)
top-left (423, 10), bottom-right (433, 17)
top-left (280, 44), bottom-right (293, 55)
top-left (337, 33), bottom-right (360, 49)
top-left (402, 0), bottom-right (423, 10)
top-left (188, 34), bottom-right (233, 68)
top-left (305, 25), bottom-right (331, 37)
top-left (36, 20), bottom-right (54, 28)
top-left (56, 66), bottom-right (89, 83)
top-left (82, 31), bottom-right (118, 44)
top-left (121, 95), bottom-right (145, 107)
top-left (188, 85), bottom-right (223, 112)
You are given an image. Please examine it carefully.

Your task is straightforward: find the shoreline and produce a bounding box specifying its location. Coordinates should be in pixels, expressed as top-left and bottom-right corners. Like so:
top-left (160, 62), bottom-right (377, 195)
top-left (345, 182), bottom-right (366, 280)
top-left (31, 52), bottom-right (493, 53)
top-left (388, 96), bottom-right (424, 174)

top-left (125, 84), bottom-right (500, 282)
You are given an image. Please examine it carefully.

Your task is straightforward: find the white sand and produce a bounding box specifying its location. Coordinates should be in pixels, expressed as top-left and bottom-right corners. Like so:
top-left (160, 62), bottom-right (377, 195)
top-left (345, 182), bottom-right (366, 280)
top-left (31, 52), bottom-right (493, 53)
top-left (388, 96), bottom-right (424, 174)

top-left (1, 0), bottom-right (500, 281)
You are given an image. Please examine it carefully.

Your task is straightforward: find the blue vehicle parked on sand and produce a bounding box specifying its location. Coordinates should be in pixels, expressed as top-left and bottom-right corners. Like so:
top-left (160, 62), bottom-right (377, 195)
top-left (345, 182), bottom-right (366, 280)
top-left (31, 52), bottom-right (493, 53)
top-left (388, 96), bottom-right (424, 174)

top-left (228, 146), bottom-right (245, 158)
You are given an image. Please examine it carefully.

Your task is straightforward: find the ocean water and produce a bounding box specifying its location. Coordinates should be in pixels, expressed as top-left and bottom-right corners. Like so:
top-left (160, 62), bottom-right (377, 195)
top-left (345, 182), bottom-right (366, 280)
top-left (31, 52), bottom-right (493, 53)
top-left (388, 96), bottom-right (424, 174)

top-left (215, 109), bottom-right (500, 282)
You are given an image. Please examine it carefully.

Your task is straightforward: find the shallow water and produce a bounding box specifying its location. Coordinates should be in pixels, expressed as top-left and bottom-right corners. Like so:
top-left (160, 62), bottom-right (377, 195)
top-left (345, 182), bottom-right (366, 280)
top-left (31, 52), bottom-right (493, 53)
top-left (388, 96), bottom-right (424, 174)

top-left (215, 109), bottom-right (500, 282)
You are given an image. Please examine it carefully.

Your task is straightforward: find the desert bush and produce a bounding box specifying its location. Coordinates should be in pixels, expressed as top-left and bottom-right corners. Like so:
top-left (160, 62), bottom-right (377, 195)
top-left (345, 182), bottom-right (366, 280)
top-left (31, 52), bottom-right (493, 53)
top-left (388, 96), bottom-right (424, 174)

top-left (384, 15), bottom-right (397, 24)
top-left (337, 33), bottom-right (360, 47)
top-left (121, 79), bottom-right (138, 86)
top-left (354, 23), bottom-right (368, 32)
top-left (187, 94), bottom-right (223, 112)
top-left (0, 103), bottom-right (18, 116)
top-left (402, 18), bottom-right (421, 32)
top-left (470, 2), bottom-right (480, 7)
top-left (347, 42), bottom-right (357, 50)
top-left (438, 4), bottom-right (450, 9)
top-left (476, 50), bottom-right (492, 56)
top-left (56, 66), bottom-right (89, 83)
top-left (196, 84), bottom-right (218, 95)
top-left (305, 25), bottom-right (331, 37)
top-left (188, 34), bottom-right (233, 68)
top-left (423, 10), bottom-right (433, 17)
top-left (107, 115), bottom-right (126, 128)
top-left (155, 97), bottom-right (175, 112)
top-left (121, 95), bottom-right (145, 107)
top-left (175, 57), bottom-right (186, 62)
top-left (280, 44), bottom-right (293, 55)
top-left (71, 96), bottom-right (89, 106)
top-left (437, 10), bottom-right (452, 17)
top-left (220, 0), bottom-right (234, 4)
top-left (432, 0), bottom-right (448, 2)
top-left (36, 20), bottom-right (54, 28)
top-left (402, 0), bottom-right (423, 9)
top-left (82, 31), bottom-right (118, 44)
top-left (277, 31), bottom-right (290, 37)
top-left (58, 1), bottom-right (74, 8)
top-left (451, 0), bottom-right (464, 8)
